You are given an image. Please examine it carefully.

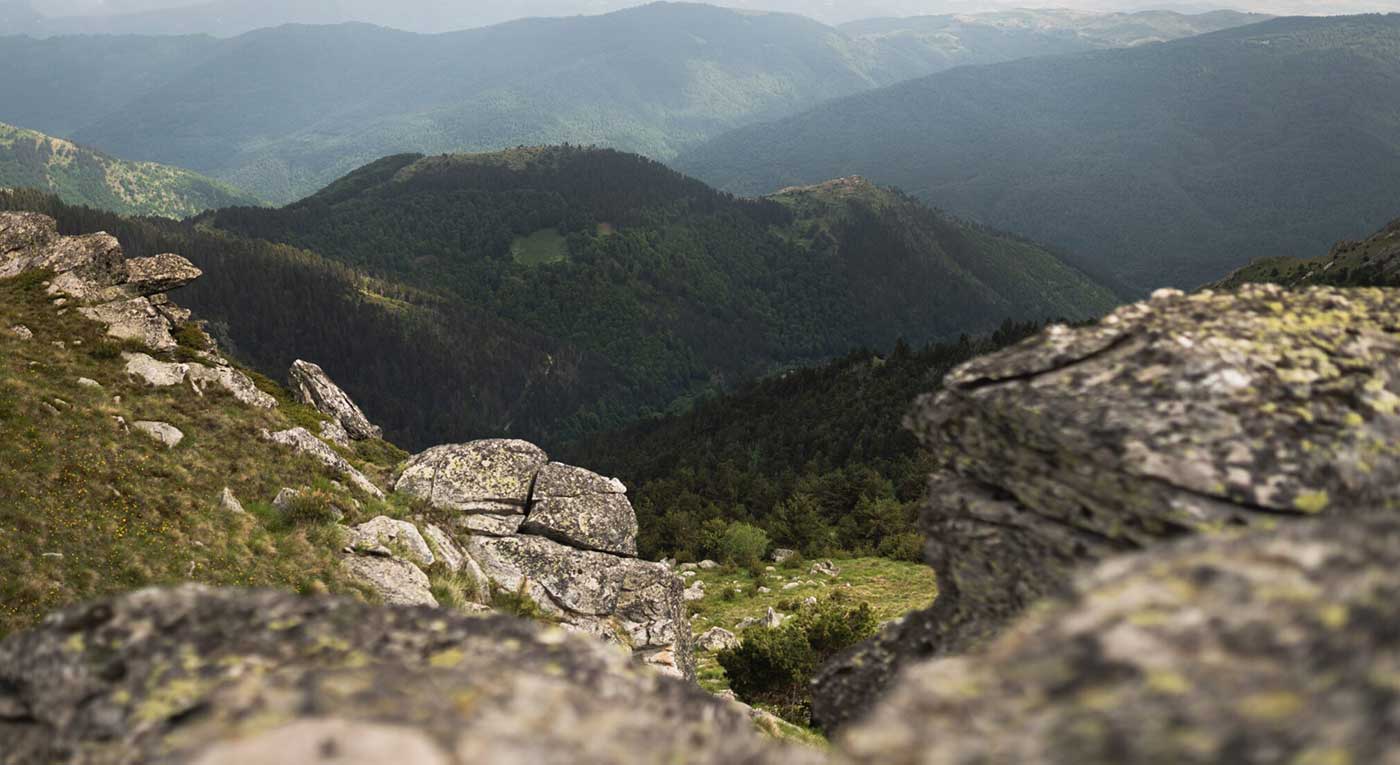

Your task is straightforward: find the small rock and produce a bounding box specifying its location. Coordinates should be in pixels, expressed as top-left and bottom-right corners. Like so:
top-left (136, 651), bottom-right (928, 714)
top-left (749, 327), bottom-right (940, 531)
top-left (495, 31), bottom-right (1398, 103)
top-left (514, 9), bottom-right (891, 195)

top-left (681, 571), bottom-right (696, 579)
top-left (757, 586), bottom-right (771, 594)
top-left (123, 352), bottom-right (188, 388)
top-left (782, 582), bottom-right (801, 591)
top-left (50, 340), bottom-right (65, 350)
top-left (219, 488), bottom-right (245, 515)
top-left (39, 402), bottom-right (60, 416)
top-left (765, 566), bottom-right (776, 572)
top-left (341, 555), bottom-right (437, 607)
top-left (112, 416), bottom-right (129, 433)
top-left (683, 581), bottom-right (707, 602)
top-left (679, 563), bottom-right (699, 572)
top-left (803, 597), bottom-right (818, 606)
top-left (76, 377), bottom-right (101, 389)
top-left (810, 560), bottom-right (841, 578)
top-left (771, 549), bottom-right (797, 564)
top-left (697, 627), bottom-right (740, 653)
top-left (698, 560), bottom-right (719, 570)
top-left (273, 488), bottom-right (300, 512)
top-left (8, 324), bottom-right (32, 340)
top-left (133, 421), bottom-right (183, 449)
top-left (762, 607), bottom-right (785, 629)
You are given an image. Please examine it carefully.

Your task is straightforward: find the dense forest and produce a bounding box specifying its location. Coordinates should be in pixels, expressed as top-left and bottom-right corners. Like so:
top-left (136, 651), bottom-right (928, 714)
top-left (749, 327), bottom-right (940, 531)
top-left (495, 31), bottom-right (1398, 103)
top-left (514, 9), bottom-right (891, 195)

top-left (570, 321), bottom-right (1045, 561)
top-left (206, 146), bottom-right (1115, 444)
top-left (0, 122), bottom-right (257, 218)
top-left (677, 15), bottom-right (1400, 293)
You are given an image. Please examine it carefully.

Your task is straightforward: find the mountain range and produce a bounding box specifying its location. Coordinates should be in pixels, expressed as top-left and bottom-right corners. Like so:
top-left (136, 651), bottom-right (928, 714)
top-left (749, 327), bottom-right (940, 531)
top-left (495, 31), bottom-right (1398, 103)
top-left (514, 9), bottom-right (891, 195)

top-left (0, 3), bottom-right (1265, 202)
top-left (0, 122), bottom-right (257, 217)
top-left (677, 13), bottom-right (1400, 293)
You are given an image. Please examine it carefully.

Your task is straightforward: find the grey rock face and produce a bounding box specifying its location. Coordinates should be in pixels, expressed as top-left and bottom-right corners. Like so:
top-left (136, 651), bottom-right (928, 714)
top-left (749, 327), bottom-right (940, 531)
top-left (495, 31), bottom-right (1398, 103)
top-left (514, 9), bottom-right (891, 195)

top-left (79, 297), bottom-right (177, 351)
top-left (342, 555), bottom-right (437, 607)
top-left (262, 428), bottom-right (383, 499)
top-left (186, 363), bottom-right (277, 409)
top-left (0, 587), bottom-right (799, 765)
top-left (422, 524), bottom-right (467, 573)
top-left (289, 359), bottom-right (382, 441)
top-left (123, 352), bottom-right (188, 387)
top-left (132, 420), bottom-right (183, 449)
top-left (465, 534), bottom-right (694, 680)
top-left (349, 516), bottom-right (435, 567)
top-left (815, 284), bottom-right (1400, 732)
top-left (459, 513), bottom-right (525, 537)
top-left (122, 253), bottom-right (202, 295)
top-left (395, 440), bottom-right (548, 514)
top-left (523, 494), bottom-right (639, 557)
top-left (320, 418), bottom-right (353, 447)
top-left (534, 461), bottom-right (627, 496)
top-left (840, 515), bottom-right (1400, 765)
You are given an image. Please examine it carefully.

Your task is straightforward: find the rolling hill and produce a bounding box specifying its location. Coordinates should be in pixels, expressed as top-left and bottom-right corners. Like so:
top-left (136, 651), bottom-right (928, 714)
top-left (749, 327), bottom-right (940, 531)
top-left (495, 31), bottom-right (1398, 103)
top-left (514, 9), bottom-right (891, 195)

top-left (1215, 214), bottom-right (1400, 288)
top-left (201, 147), bottom-right (1116, 445)
top-left (676, 14), bottom-right (1400, 293)
top-left (0, 122), bottom-right (258, 217)
top-left (20, 144), bottom-right (1105, 449)
top-left (0, 3), bottom-right (1266, 202)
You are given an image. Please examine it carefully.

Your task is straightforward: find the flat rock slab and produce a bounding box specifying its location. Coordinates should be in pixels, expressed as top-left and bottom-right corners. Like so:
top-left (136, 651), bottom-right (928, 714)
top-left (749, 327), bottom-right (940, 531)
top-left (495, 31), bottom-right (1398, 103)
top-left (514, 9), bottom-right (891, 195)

top-left (0, 586), bottom-right (798, 765)
top-left (522, 494), bottom-right (639, 557)
top-left (395, 440), bottom-right (547, 514)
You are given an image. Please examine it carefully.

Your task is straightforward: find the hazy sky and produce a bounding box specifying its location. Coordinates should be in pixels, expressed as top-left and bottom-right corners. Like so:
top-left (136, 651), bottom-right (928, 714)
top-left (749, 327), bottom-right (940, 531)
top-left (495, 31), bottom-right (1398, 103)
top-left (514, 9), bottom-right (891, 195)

top-left (28, 0), bottom-right (1400, 28)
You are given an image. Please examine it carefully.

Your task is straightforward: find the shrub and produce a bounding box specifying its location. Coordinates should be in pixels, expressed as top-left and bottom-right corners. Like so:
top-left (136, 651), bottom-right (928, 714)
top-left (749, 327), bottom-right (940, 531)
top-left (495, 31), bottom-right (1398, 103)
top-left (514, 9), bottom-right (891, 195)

top-left (281, 488), bottom-right (340, 527)
top-left (718, 596), bottom-right (878, 725)
top-left (877, 531), bottom-right (925, 562)
top-left (714, 522), bottom-right (769, 568)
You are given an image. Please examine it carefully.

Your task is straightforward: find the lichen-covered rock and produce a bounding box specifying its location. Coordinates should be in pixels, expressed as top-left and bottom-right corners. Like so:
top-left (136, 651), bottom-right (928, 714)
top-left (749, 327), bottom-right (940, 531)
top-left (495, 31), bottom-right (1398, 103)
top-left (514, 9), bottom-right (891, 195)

top-left (320, 418), bottom-right (352, 447)
top-left (523, 495), bottom-right (640, 557)
top-left (289, 359), bottom-right (382, 441)
top-left (8, 324), bottom-right (32, 340)
top-left (123, 352), bottom-right (188, 387)
top-left (348, 517), bottom-right (434, 567)
top-left (79, 297), bottom-right (177, 351)
top-left (342, 555), bottom-right (437, 607)
top-left (534, 461), bottom-right (627, 496)
top-left (186, 363), bottom-right (277, 409)
top-left (395, 440), bottom-right (548, 514)
top-left (841, 515), bottom-right (1400, 765)
top-left (262, 427), bottom-right (383, 499)
top-left (459, 513), bottom-right (525, 537)
top-left (0, 587), bottom-right (802, 765)
top-left (698, 627), bottom-right (740, 653)
top-left (815, 284), bottom-right (1400, 732)
top-left (218, 488), bottom-right (245, 515)
top-left (465, 534), bottom-right (694, 680)
top-left (422, 524), bottom-right (467, 572)
top-left (122, 253), bottom-right (202, 295)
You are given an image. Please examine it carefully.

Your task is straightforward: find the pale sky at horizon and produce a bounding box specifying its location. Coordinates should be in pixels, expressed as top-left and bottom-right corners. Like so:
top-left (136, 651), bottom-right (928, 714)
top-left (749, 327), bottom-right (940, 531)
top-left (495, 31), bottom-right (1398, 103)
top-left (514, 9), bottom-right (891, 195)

top-left (27, 0), bottom-right (1400, 28)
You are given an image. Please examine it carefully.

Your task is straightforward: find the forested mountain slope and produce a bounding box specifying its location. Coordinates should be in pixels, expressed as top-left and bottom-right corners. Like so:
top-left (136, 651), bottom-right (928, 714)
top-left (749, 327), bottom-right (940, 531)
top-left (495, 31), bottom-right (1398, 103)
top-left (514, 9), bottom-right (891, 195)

top-left (204, 147), bottom-right (1116, 443)
top-left (0, 145), bottom-right (1113, 449)
top-left (0, 3), bottom-right (1266, 202)
top-left (0, 122), bottom-right (258, 217)
top-left (676, 14), bottom-right (1400, 293)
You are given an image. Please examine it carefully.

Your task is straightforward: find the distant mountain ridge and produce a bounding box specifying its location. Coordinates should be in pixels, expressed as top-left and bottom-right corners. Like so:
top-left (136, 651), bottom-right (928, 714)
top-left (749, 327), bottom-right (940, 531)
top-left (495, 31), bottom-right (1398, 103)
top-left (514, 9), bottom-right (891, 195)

top-left (676, 13), bottom-right (1400, 293)
top-left (0, 122), bottom-right (259, 217)
top-left (0, 2), bottom-right (1266, 202)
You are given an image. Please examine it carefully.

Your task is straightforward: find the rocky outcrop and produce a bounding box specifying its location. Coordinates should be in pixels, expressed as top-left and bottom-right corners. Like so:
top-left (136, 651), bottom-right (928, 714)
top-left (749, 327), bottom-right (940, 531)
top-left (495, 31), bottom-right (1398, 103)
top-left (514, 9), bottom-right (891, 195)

top-left (520, 462), bottom-right (638, 556)
top-left (122, 253), bottom-right (202, 295)
top-left (347, 516), bottom-right (435, 567)
top-left (124, 352), bottom-right (276, 409)
top-left (814, 284), bottom-right (1400, 731)
top-left (841, 514), bottom-right (1400, 764)
top-left (0, 586), bottom-right (801, 765)
top-left (342, 555), bottom-right (437, 606)
top-left (289, 359), bottom-right (382, 441)
top-left (392, 439), bottom-right (690, 679)
top-left (396, 440), bottom-right (547, 514)
top-left (261, 427), bottom-right (384, 499)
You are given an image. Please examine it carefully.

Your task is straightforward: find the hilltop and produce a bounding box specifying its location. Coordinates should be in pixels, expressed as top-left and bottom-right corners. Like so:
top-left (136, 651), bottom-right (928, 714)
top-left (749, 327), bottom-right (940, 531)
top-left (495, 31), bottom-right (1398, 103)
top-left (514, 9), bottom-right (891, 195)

top-left (0, 3), bottom-right (1265, 202)
top-left (677, 14), bottom-right (1400, 293)
top-left (0, 122), bottom-right (259, 217)
top-left (201, 146), bottom-right (1116, 445)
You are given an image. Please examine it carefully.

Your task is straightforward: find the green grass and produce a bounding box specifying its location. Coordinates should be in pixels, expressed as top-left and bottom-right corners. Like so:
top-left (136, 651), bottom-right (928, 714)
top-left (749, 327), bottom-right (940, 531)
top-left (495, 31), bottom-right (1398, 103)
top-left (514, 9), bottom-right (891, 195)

top-left (0, 271), bottom-right (406, 636)
top-left (509, 228), bottom-right (568, 266)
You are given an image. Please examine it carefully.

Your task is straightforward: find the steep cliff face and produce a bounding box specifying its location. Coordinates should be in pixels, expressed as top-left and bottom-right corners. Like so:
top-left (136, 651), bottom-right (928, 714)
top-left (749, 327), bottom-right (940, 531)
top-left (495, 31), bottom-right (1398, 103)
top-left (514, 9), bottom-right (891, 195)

top-left (814, 283), bottom-right (1400, 731)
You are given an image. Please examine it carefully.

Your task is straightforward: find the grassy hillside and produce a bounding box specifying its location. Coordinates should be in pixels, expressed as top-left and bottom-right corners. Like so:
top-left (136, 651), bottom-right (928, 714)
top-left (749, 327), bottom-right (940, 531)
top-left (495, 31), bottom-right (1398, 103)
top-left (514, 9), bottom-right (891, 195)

top-left (0, 4), bottom-right (1265, 202)
top-left (203, 147), bottom-right (1115, 446)
top-left (1215, 215), bottom-right (1400, 288)
top-left (0, 267), bottom-right (413, 636)
top-left (0, 122), bottom-right (259, 217)
top-left (676, 14), bottom-right (1400, 293)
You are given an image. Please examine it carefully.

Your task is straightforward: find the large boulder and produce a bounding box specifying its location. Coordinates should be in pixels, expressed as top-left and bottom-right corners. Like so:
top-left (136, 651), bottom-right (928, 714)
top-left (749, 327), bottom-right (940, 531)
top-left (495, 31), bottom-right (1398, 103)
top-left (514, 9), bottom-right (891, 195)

top-left (396, 440), bottom-right (548, 514)
top-left (0, 586), bottom-right (802, 765)
top-left (522, 462), bottom-right (639, 557)
top-left (289, 359), bottom-right (382, 441)
top-left (465, 534), bottom-right (694, 680)
top-left (840, 514), bottom-right (1400, 765)
top-left (122, 253), bottom-right (202, 295)
top-left (341, 555), bottom-right (437, 607)
top-left (815, 285), bottom-right (1400, 731)
top-left (78, 297), bottom-right (177, 351)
